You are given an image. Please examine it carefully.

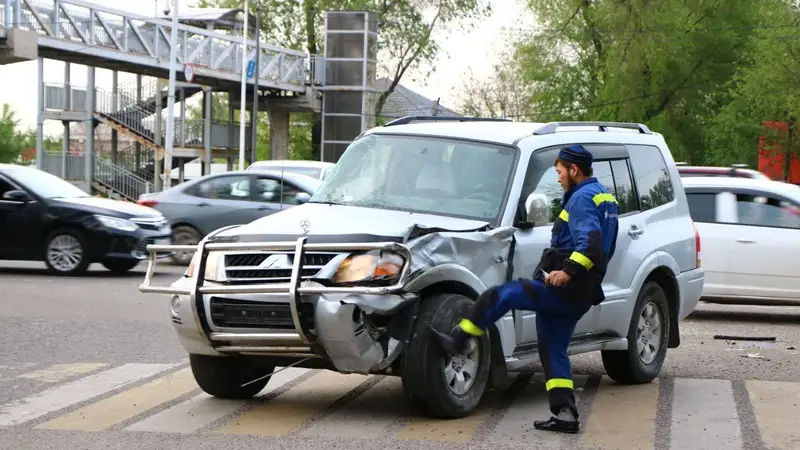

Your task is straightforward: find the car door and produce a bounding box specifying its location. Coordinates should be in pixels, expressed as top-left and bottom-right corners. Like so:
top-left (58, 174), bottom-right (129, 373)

top-left (0, 174), bottom-right (46, 259)
top-left (181, 173), bottom-right (261, 234)
top-left (717, 189), bottom-right (800, 300)
top-left (684, 190), bottom-right (731, 296)
top-left (246, 174), bottom-right (287, 219)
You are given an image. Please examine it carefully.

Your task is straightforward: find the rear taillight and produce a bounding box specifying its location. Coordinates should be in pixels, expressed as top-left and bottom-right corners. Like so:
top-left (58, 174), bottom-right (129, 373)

top-left (137, 199), bottom-right (158, 208)
top-left (693, 221), bottom-right (701, 268)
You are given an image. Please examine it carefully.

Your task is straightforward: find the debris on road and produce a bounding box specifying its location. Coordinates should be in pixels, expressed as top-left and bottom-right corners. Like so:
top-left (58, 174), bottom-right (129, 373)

top-left (741, 353), bottom-right (771, 361)
top-left (714, 334), bottom-right (776, 342)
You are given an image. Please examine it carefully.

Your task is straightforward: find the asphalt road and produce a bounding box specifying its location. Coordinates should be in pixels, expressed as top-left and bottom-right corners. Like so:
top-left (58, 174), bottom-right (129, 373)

top-left (1, 260), bottom-right (799, 450)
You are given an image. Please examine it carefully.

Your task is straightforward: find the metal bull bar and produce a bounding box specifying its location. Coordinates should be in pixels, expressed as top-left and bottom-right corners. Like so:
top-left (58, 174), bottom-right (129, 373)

top-left (138, 236), bottom-right (413, 345)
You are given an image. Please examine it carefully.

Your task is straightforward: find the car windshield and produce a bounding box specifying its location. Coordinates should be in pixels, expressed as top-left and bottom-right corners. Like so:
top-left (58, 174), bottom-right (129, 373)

top-left (8, 167), bottom-right (90, 199)
top-left (310, 134), bottom-right (518, 221)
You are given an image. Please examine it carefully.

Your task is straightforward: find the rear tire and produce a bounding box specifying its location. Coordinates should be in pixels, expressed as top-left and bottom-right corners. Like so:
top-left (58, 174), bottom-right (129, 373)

top-left (102, 258), bottom-right (139, 273)
top-left (189, 354), bottom-right (275, 399)
top-left (171, 226), bottom-right (202, 266)
top-left (601, 281), bottom-right (670, 384)
top-left (401, 293), bottom-right (491, 418)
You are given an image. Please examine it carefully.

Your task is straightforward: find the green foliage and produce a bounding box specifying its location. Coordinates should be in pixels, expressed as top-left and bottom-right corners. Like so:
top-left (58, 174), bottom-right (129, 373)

top-left (0, 104), bottom-right (59, 164)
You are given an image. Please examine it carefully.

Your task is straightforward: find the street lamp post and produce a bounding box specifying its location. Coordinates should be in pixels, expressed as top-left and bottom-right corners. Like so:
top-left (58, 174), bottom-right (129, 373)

top-left (238, 0), bottom-right (250, 171)
top-left (163, 0), bottom-right (180, 190)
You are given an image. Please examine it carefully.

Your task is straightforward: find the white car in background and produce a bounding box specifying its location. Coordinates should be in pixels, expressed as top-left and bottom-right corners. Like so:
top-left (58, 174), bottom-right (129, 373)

top-left (247, 160), bottom-right (335, 180)
top-left (683, 176), bottom-right (800, 305)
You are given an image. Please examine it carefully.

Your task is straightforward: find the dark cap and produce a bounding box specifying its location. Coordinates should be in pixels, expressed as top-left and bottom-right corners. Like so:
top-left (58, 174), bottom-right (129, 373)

top-left (557, 144), bottom-right (593, 166)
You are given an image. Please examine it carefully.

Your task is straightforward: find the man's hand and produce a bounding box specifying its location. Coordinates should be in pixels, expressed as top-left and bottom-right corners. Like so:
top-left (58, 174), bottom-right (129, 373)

top-left (546, 270), bottom-right (572, 287)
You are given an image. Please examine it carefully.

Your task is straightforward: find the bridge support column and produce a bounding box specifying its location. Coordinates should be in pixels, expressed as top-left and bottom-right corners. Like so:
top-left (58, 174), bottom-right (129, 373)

top-left (83, 66), bottom-right (95, 188)
top-left (202, 87), bottom-right (212, 176)
top-left (35, 57), bottom-right (44, 170)
top-left (154, 79), bottom-right (164, 191)
top-left (268, 108), bottom-right (289, 160)
top-left (111, 71), bottom-right (118, 165)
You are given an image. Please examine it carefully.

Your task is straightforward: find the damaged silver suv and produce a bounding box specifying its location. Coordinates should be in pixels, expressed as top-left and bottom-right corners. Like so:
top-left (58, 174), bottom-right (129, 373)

top-left (139, 117), bottom-right (705, 419)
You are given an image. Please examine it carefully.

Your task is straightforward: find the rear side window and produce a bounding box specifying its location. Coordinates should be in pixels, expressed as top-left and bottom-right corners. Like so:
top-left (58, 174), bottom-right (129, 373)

top-left (686, 193), bottom-right (717, 223)
top-left (627, 145), bottom-right (675, 210)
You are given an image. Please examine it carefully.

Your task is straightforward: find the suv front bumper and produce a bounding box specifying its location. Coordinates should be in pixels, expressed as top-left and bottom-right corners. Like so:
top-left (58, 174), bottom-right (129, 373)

top-left (139, 237), bottom-right (415, 373)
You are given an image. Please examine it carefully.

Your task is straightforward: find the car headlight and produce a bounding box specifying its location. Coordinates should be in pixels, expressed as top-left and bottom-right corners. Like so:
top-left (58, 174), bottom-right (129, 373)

top-left (332, 250), bottom-right (405, 284)
top-left (186, 251), bottom-right (223, 281)
top-left (94, 215), bottom-right (138, 232)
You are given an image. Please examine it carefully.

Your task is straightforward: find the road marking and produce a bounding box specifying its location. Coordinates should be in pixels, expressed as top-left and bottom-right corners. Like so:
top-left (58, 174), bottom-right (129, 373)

top-left (126, 367), bottom-right (308, 433)
top-left (747, 380), bottom-right (800, 450)
top-left (213, 370), bottom-right (369, 436)
top-left (579, 376), bottom-right (659, 450)
top-left (0, 363), bottom-right (177, 427)
top-left (670, 378), bottom-right (742, 450)
top-left (488, 375), bottom-right (588, 446)
top-left (397, 390), bottom-right (500, 443)
top-left (302, 376), bottom-right (406, 439)
top-left (18, 363), bottom-right (110, 383)
top-left (36, 368), bottom-right (197, 431)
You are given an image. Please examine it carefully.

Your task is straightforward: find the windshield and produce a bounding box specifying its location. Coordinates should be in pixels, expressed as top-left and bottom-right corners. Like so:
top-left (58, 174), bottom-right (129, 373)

top-left (8, 167), bottom-right (90, 199)
top-left (310, 134), bottom-right (518, 221)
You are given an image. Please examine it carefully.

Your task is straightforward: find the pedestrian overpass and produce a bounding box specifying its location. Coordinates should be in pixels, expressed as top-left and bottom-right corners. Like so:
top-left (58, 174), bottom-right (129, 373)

top-left (0, 0), bottom-right (378, 201)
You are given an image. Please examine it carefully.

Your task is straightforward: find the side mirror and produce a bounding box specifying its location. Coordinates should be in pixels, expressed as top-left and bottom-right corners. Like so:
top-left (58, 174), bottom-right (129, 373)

top-left (2, 189), bottom-right (32, 203)
top-left (294, 192), bottom-right (311, 204)
top-left (524, 193), bottom-right (550, 227)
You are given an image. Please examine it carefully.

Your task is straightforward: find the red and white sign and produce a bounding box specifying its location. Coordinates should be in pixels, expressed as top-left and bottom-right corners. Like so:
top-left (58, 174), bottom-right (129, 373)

top-left (184, 63), bottom-right (195, 82)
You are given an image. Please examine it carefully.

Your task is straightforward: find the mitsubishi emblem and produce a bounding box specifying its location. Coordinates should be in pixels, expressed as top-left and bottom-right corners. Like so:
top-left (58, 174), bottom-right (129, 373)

top-left (259, 254), bottom-right (291, 269)
top-left (300, 219), bottom-right (310, 234)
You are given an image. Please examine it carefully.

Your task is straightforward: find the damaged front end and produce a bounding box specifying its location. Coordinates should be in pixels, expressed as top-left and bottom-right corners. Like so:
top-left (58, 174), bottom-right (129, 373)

top-left (139, 224), bottom-right (514, 375)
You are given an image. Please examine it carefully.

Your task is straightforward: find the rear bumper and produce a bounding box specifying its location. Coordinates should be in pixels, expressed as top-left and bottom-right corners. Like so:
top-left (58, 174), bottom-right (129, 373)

top-left (676, 267), bottom-right (705, 320)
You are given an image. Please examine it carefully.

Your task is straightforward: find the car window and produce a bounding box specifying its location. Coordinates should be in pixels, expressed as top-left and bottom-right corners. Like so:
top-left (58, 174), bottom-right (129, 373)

top-left (627, 145), bottom-right (675, 210)
top-left (734, 193), bottom-right (800, 229)
top-left (610, 159), bottom-right (640, 214)
top-left (0, 176), bottom-right (16, 198)
top-left (686, 193), bottom-right (717, 223)
top-left (189, 175), bottom-right (250, 200)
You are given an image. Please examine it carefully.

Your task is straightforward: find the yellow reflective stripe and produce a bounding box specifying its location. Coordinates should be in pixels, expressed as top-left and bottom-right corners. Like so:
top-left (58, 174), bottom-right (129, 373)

top-left (458, 319), bottom-right (485, 336)
top-left (558, 209), bottom-right (569, 222)
top-left (569, 251), bottom-right (594, 270)
top-left (593, 192), bottom-right (618, 205)
top-left (546, 378), bottom-right (574, 391)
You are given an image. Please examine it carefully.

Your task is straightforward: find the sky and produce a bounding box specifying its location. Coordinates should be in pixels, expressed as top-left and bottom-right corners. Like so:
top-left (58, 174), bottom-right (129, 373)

top-left (0, 0), bottom-right (535, 136)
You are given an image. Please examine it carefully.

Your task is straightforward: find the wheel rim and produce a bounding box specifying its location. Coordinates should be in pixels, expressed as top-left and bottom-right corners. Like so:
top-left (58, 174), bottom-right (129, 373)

top-left (444, 337), bottom-right (479, 395)
top-left (636, 301), bottom-right (663, 365)
top-left (47, 234), bottom-right (83, 272)
top-left (172, 230), bottom-right (198, 264)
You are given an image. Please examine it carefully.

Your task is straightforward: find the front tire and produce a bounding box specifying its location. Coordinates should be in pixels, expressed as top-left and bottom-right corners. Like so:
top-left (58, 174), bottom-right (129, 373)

top-left (44, 229), bottom-right (90, 276)
top-left (189, 354), bottom-right (275, 399)
top-left (601, 281), bottom-right (671, 384)
top-left (102, 258), bottom-right (139, 273)
top-left (402, 293), bottom-right (492, 418)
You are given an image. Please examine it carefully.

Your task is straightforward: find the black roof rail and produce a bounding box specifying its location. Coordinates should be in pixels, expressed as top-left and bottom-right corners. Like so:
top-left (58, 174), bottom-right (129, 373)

top-left (532, 121), bottom-right (652, 135)
top-left (383, 115), bottom-right (512, 127)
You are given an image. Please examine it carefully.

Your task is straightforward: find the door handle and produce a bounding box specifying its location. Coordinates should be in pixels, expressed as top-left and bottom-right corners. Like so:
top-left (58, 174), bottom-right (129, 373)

top-left (197, 202), bottom-right (210, 207)
top-left (735, 238), bottom-right (755, 244)
top-left (627, 226), bottom-right (645, 238)
top-left (257, 206), bottom-right (271, 211)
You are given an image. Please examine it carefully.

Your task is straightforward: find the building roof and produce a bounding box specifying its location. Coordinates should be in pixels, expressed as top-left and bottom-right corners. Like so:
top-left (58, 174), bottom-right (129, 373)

top-left (375, 77), bottom-right (461, 119)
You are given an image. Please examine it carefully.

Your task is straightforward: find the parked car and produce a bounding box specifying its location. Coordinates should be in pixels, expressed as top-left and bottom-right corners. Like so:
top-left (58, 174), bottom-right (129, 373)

top-left (676, 163), bottom-right (771, 180)
top-left (138, 118), bottom-right (704, 419)
top-left (246, 159), bottom-right (335, 180)
top-left (683, 176), bottom-right (800, 305)
top-left (137, 169), bottom-right (321, 265)
top-left (0, 164), bottom-right (171, 275)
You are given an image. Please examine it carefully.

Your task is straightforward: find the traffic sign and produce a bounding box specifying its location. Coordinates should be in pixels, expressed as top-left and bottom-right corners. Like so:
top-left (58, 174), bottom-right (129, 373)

top-left (246, 59), bottom-right (256, 79)
top-left (184, 63), bottom-right (194, 82)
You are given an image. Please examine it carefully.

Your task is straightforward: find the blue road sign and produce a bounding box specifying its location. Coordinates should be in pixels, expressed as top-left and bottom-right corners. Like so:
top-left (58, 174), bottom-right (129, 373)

top-left (246, 60), bottom-right (256, 79)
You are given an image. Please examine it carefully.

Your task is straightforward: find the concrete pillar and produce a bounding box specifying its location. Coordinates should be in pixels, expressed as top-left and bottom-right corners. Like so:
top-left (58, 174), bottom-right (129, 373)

top-left (203, 87), bottom-right (212, 175)
top-left (35, 57), bottom-right (44, 169)
top-left (154, 79), bottom-right (164, 191)
top-left (179, 87), bottom-right (186, 146)
top-left (228, 90), bottom-right (235, 155)
top-left (83, 66), bottom-right (95, 187)
top-left (268, 108), bottom-right (290, 160)
top-left (61, 121), bottom-right (69, 178)
top-left (111, 70), bottom-right (118, 164)
top-left (62, 63), bottom-right (70, 178)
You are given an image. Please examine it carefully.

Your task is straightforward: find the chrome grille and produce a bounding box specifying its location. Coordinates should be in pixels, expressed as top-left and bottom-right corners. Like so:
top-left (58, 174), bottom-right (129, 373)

top-left (224, 252), bottom-right (338, 282)
top-left (132, 216), bottom-right (169, 231)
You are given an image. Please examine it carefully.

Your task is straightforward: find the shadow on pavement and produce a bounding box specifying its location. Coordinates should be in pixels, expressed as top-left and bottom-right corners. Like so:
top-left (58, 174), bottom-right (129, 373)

top-left (689, 308), bottom-right (800, 324)
top-left (0, 264), bottom-right (184, 279)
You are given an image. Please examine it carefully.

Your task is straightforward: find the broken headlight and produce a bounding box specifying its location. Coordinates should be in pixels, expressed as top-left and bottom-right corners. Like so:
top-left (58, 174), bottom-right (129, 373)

top-left (332, 250), bottom-right (405, 284)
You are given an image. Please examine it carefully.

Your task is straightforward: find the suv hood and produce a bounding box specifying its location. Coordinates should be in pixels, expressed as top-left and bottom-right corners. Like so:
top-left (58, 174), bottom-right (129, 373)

top-left (216, 202), bottom-right (491, 242)
top-left (52, 197), bottom-right (162, 218)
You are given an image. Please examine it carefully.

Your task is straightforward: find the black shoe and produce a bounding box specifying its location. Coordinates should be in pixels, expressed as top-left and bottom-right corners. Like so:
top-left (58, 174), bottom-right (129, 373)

top-left (533, 416), bottom-right (579, 434)
top-left (427, 325), bottom-right (467, 354)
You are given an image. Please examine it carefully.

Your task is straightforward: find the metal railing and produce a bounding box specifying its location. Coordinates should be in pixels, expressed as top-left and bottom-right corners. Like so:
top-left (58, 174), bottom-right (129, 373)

top-left (93, 153), bottom-right (152, 200)
top-left (138, 237), bottom-right (413, 346)
top-left (5, 0), bottom-right (313, 90)
top-left (40, 151), bottom-right (85, 179)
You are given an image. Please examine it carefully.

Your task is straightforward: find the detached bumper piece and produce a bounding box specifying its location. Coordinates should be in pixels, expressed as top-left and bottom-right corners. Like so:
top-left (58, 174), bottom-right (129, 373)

top-left (139, 237), bottom-right (413, 361)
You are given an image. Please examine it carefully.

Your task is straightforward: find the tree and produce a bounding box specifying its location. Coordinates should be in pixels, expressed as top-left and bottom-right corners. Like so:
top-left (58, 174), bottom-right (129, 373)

top-left (507, 0), bottom-right (765, 163)
top-left (0, 104), bottom-right (26, 163)
top-left (457, 49), bottom-right (537, 119)
top-left (198, 0), bottom-right (490, 118)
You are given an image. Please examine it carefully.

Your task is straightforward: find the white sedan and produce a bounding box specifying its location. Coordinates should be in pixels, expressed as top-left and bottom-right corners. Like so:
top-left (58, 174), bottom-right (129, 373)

top-left (682, 176), bottom-right (800, 305)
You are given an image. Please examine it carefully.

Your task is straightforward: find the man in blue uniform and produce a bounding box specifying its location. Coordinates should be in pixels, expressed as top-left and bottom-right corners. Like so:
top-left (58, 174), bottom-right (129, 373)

top-left (430, 144), bottom-right (619, 434)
